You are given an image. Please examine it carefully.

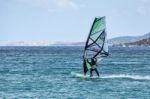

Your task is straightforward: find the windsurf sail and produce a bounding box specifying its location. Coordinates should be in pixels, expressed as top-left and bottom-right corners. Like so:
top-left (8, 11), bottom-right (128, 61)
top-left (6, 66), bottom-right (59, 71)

top-left (84, 16), bottom-right (109, 59)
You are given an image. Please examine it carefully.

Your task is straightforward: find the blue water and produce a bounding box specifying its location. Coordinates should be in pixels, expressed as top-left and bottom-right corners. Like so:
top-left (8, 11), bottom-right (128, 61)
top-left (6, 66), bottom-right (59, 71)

top-left (0, 46), bottom-right (150, 99)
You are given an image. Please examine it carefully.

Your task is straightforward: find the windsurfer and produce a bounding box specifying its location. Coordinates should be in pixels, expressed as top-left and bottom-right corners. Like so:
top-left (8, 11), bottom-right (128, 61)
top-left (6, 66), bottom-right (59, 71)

top-left (83, 57), bottom-right (99, 77)
top-left (90, 58), bottom-right (99, 77)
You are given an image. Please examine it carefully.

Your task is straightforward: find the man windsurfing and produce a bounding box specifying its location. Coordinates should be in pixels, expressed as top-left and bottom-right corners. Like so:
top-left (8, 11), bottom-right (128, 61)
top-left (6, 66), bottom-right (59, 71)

top-left (83, 57), bottom-right (99, 77)
top-left (81, 17), bottom-right (108, 78)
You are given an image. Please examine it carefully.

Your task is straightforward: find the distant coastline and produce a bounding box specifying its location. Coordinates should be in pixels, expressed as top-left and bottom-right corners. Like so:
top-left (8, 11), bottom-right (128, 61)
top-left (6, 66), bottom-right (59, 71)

top-left (0, 32), bottom-right (150, 47)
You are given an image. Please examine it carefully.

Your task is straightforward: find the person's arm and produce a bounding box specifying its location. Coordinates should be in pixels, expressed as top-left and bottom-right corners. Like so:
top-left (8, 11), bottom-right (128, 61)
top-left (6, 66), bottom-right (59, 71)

top-left (95, 59), bottom-right (98, 66)
top-left (95, 63), bottom-right (98, 67)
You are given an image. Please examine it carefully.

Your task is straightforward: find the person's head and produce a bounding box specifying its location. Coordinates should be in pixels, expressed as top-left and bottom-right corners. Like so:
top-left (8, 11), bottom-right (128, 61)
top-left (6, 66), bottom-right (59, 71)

top-left (91, 57), bottom-right (94, 61)
top-left (92, 57), bottom-right (97, 62)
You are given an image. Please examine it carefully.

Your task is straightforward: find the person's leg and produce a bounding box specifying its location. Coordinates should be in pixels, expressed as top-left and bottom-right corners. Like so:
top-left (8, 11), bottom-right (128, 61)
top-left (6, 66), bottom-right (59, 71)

top-left (84, 67), bottom-right (88, 76)
top-left (94, 68), bottom-right (100, 77)
top-left (83, 60), bottom-right (88, 76)
top-left (90, 69), bottom-right (93, 77)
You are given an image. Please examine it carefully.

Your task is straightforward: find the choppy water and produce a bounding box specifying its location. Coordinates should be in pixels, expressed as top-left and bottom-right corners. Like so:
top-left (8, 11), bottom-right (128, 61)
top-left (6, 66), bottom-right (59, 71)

top-left (0, 46), bottom-right (150, 99)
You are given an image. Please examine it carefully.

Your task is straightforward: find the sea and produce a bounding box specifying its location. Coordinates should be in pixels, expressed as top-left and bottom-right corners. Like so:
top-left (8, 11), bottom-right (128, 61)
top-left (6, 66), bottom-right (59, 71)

top-left (0, 46), bottom-right (150, 99)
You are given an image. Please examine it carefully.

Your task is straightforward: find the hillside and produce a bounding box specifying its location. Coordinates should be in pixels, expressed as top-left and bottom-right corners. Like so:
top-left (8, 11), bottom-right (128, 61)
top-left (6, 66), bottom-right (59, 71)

top-left (125, 37), bottom-right (150, 47)
top-left (108, 32), bottom-right (150, 46)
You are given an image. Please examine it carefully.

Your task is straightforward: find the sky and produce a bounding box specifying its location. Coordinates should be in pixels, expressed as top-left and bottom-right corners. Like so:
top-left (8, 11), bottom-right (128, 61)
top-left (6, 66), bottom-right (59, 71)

top-left (1, 0), bottom-right (150, 42)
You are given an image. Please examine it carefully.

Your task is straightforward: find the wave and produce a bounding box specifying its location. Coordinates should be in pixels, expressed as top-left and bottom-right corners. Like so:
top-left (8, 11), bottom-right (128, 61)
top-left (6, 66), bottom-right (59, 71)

top-left (111, 62), bottom-right (140, 65)
top-left (101, 74), bottom-right (150, 80)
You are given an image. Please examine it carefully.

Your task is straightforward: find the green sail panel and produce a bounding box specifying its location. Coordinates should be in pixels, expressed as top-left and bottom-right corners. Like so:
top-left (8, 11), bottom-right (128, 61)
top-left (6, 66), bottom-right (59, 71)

top-left (91, 17), bottom-right (105, 35)
top-left (84, 16), bottom-right (109, 58)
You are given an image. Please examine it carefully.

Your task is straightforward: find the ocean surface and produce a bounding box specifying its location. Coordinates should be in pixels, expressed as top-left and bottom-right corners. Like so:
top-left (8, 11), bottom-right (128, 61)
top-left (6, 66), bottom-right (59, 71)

top-left (0, 46), bottom-right (150, 99)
